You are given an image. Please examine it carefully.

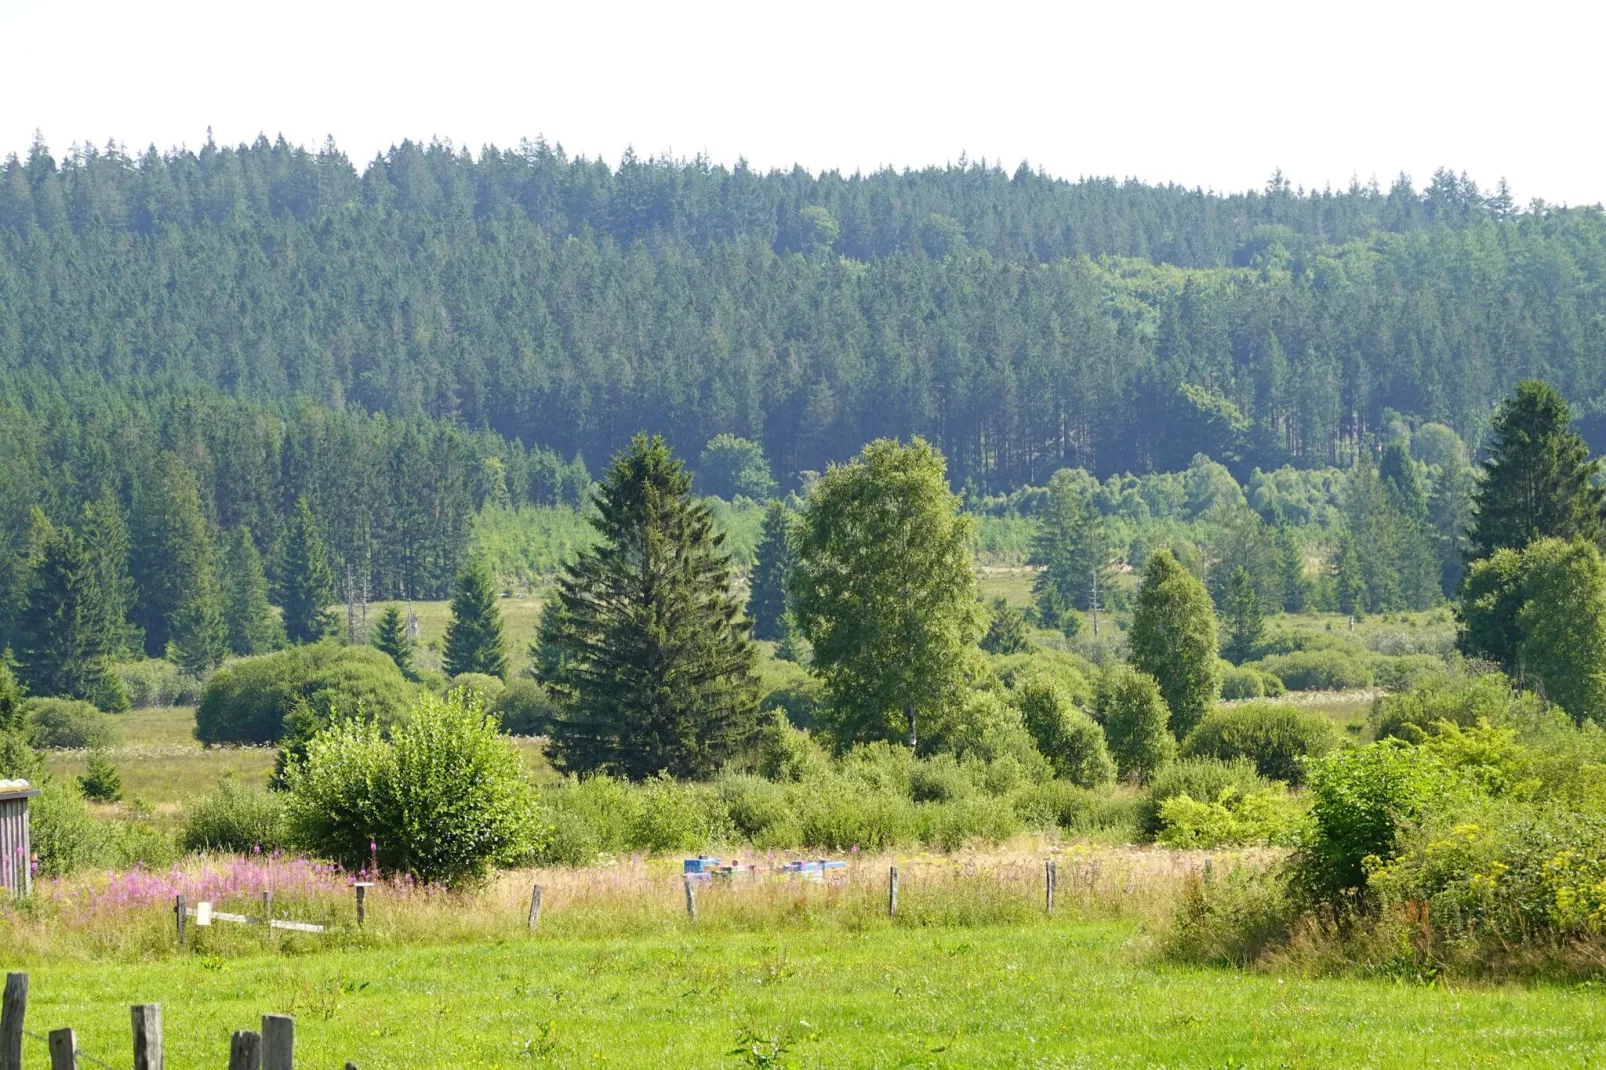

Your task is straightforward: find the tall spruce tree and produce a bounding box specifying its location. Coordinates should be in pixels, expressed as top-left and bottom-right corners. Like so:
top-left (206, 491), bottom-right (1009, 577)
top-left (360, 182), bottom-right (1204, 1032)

top-left (372, 604), bottom-right (415, 677)
top-left (443, 561), bottom-right (509, 680)
top-left (79, 492), bottom-right (141, 658)
top-left (17, 525), bottom-right (115, 701)
top-left (1429, 446), bottom-right (1474, 595)
top-left (1030, 468), bottom-right (1113, 636)
top-left (541, 435), bottom-right (758, 778)
top-left (280, 497), bottom-right (335, 644)
top-left (1128, 549), bottom-right (1220, 738)
top-left (223, 526), bottom-right (284, 656)
top-left (169, 554), bottom-right (227, 676)
top-left (131, 454), bottom-right (219, 658)
top-left (1221, 566), bottom-right (1264, 665)
top-left (747, 500), bottom-right (794, 642)
top-left (1470, 380), bottom-right (1605, 559)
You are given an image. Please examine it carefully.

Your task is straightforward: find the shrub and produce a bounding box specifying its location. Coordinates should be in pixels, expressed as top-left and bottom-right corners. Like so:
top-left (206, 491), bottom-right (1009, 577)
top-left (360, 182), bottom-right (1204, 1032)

top-left (111, 659), bottom-right (203, 708)
top-left (1013, 678), bottom-right (1114, 787)
top-left (1139, 757), bottom-right (1268, 839)
top-left (32, 778), bottom-right (116, 877)
top-left (1099, 668), bottom-right (1174, 782)
top-left (1219, 664), bottom-right (1264, 700)
top-left (78, 750), bottom-right (123, 802)
top-left (283, 691), bottom-right (544, 885)
top-left (1251, 650), bottom-right (1372, 691)
top-left (448, 673), bottom-right (504, 700)
top-left (181, 774), bottom-right (288, 853)
top-left (1164, 866), bottom-right (1296, 967)
top-left (630, 775), bottom-right (732, 853)
top-left (1011, 779), bottom-right (1143, 838)
top-left (537, 774), bottom-right (641, 866)
top-left (755, 712), bottom-right (831, 782)
top-left (909, 754), bottom-right (974, 803)
top-left (196, 642), bottom-right (418, 744)
top-left (988, 650), bottom-right (1095, 708)
top-left (1155, 787), bottom-right (1301, 848)
top-left (1372, 670), bottom-right (1546, 742)
top-left (1181, 702), bottom-right (1342, 785)
top-left (1293, 740), bottom-right (1456, 901)
top-left (490, 680), bottom-right (556, 736)
top-left (27, 699), bottom-right (115, 750)
top-left (1368, 653), bottom-right (1449, 693)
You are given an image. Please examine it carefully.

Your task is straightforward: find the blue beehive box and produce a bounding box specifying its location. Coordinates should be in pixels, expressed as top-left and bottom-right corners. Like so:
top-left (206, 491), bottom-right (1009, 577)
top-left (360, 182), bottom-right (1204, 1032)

top-left (684, 856), bottom-right (722, 875)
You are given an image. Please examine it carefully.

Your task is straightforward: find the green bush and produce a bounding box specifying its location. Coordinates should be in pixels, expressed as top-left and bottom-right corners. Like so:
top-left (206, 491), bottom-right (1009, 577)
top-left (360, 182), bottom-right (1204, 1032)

top-left (27, 699), bottom-right (115, 750)
top-left (112, 659), bottom-right (203, 708)
top-left (755, 712), bottom-right (831, 782)
top-left (1372, 670), bottom-right (1546, 742)
top-left (196, 642), bottom-right (419, 744)
top-left (1181, 702), bottom-right (1342, 785)
top-left (490, 680), bottom-right (555, 736)
top-left (1251, 650), bottom-right (1373, 692)
top-left (283, 690), bottom-right (544, 885)
top-left (1013, 678), bottom-right (1114, 787)
top-left (1164, 866), bottom-right (1296, 967)
top-left (1098, 668), bottom-right (1175, 782)
top-left (448, 673), bottom-right (505, 700)
top-left (1219, 664), bottom-right (1265, 700)
top-left (1139, 757), bottom-right (1268, 839)
top-left (1369, 654), bottom-right (1446, 692)
top-left (78, 750), bottom-right (123, 802)
top-left (909, 754), bottom-right (974, 803)
top-left (181, 774), bottom-right (287, 853)
top-left (537, 774), bottom-right (641, 866)
top-left (32, 778), bottom-right (116, 877)
top-left (1293, 740), bottom-right (1456, 901)
top-left (759, 678), bottom-right (827, 731)
top-left (988, 650), bottom-right (1095, 708)
top-left (1010, 779), bottom-right (1143, 838)
top-left (1155, 787), bottom-right (1302, 848)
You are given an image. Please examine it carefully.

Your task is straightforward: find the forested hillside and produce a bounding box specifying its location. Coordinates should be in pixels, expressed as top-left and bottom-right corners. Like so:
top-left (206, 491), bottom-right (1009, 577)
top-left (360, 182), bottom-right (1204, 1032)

top-left (4, 136), bottom-right (1606, 496)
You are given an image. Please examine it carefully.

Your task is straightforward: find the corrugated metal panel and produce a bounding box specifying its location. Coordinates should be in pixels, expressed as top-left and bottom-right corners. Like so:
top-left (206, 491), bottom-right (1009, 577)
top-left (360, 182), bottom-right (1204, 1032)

top-left (0, 798), bottom-right (31, 896)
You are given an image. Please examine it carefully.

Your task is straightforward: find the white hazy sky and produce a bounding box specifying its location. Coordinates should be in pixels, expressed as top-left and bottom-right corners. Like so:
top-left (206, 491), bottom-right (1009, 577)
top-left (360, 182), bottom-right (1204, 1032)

top-left (3, 0), bottom-right (1604, 205)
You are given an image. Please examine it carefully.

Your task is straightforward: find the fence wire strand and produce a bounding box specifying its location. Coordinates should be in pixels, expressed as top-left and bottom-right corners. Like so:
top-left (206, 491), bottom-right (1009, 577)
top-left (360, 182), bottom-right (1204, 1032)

top-left (24, 1025), bottom-right (124, 1070)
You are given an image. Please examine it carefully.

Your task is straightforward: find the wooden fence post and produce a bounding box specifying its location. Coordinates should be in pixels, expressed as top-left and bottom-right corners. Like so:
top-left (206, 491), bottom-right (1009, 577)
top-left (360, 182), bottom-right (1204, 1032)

top-left (683, 875), bottom-right (697, 920)
top-left (1, 971), bottom-right (27, 1070)
top-left (175, 894), bottom-right (187, 947)
top-left (1045, 858), bottom-right (1056, 914)
top-left (228, 1030), bottom-right (262, 1070)
top-left (261, 891), bottom-right (273, 928)
top-left (354, 883), bottom-right (371, 927)
top-left (888, 866), bottom-right (899, 917)
top-left (262, 1014), bottom-right (294, 1070)
top-left (131, 1003), bottom-right (162, 1070)
top-left (47, 1028), bottom-right (77, 1070)
top-left (527, 884), bottom-right (543, 930)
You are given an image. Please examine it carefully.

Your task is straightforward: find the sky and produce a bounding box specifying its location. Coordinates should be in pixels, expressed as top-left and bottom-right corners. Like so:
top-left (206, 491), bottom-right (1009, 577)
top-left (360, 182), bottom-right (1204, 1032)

top-left (3, 0), bottom-right (1604, 205)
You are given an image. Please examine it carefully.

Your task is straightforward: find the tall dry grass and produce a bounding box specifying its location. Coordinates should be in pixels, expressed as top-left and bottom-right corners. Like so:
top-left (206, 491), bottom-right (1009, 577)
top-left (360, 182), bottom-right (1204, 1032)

top-left (0, 840), bottom-right (1280, 963)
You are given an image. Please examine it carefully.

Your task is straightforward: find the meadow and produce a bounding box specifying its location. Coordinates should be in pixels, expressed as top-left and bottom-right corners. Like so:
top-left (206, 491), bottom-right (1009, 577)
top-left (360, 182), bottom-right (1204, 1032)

top-left (7, 851), bottom-right (1606, 1068)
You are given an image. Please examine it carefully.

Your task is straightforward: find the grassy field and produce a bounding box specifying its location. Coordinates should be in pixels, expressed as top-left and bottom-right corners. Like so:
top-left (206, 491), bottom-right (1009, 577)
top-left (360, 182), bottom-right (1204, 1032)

top-left (13, 916), bottom-right (1606, 1067)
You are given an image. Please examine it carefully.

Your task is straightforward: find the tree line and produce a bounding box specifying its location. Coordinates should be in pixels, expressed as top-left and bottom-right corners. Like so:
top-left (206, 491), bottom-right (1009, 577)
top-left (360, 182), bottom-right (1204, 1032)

top-left (4, 138), bottom-right (1605, 494)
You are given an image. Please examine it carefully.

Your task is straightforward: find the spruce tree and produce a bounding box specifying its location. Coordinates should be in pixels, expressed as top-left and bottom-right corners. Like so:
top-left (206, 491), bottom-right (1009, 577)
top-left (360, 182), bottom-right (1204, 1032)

top-left (1470, 380), bottom-right (1605, 559)
top-left (541, 434), bottom-right (759, 779)
top-left (79, 492), bottom-right (142, 658)
top-left (130, 455), bottom-right (220, 658)
top-left (1221, 566), bottom-right (1264, 665)
top-left (169, 559), bottom-right (227, 676)
top-left (0, 658), bottom-right (26, 732)
top-left (17, 525), bottom-right (115, 701)
top-left (372, 604), bottom-right (414, 677)
top-left (1030, 469), bottom-right (1112, 635)
top-left (979, 598), bottom-right (1032, 655)
top-left (1128, 549), bottom-right (1220, 739)
top-left (1429, 447), bottom-right (1474, 595)
top-left (223, 526), bottom-right (284, 656)
top-left (443, 561), bottom-right (509, 680)
top-left (280, 497), bottom-right (335, 644)
top-left (747, 500), bottom-right (794, 642)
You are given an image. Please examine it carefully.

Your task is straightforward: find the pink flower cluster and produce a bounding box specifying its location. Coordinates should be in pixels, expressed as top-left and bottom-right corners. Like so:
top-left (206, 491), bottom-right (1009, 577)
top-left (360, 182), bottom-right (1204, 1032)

top-left (34, 856), bottom-right (353, 921)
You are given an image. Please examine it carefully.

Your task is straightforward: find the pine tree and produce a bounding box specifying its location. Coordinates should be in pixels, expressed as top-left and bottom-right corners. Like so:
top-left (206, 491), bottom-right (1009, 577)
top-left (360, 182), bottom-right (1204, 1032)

top-left (79, 748), bottom-right (123, 802)
top-left (1030, 469), bottom-right (1112, 636)
top-left (372, 604), bottom-right (414, 677)
top-left (1275, 526), bottom-right (1309, 612)
top-left (442, 561), bottom-right (509, 680)
top-left (747, 500), bottom-right (794, 641)
top-left (1128, 549), bottom-right (1220, 739)
top-left (78, 492), bottom-right (142, 658)
top-left (17, 525), bottom-right (115, 701)
top-left (979, 598), bottom-right (1032, 654)
top-left (223, 526), bottom-right (284, 656)
top-left (1221, 566), bottom-right (1264, 665)
top-left (130, 454), bottom-right (221, 658)
top-left (1429, 447), bottom-right (1474, 596)
top-left (541, 434), bottom-right (760, 779)
top-left (1470, 380), bottom-right (1605, 559)
top-left (169, 559), bottom-right (227, 676)
top-left (280, 497), bottom-right (335, 645)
